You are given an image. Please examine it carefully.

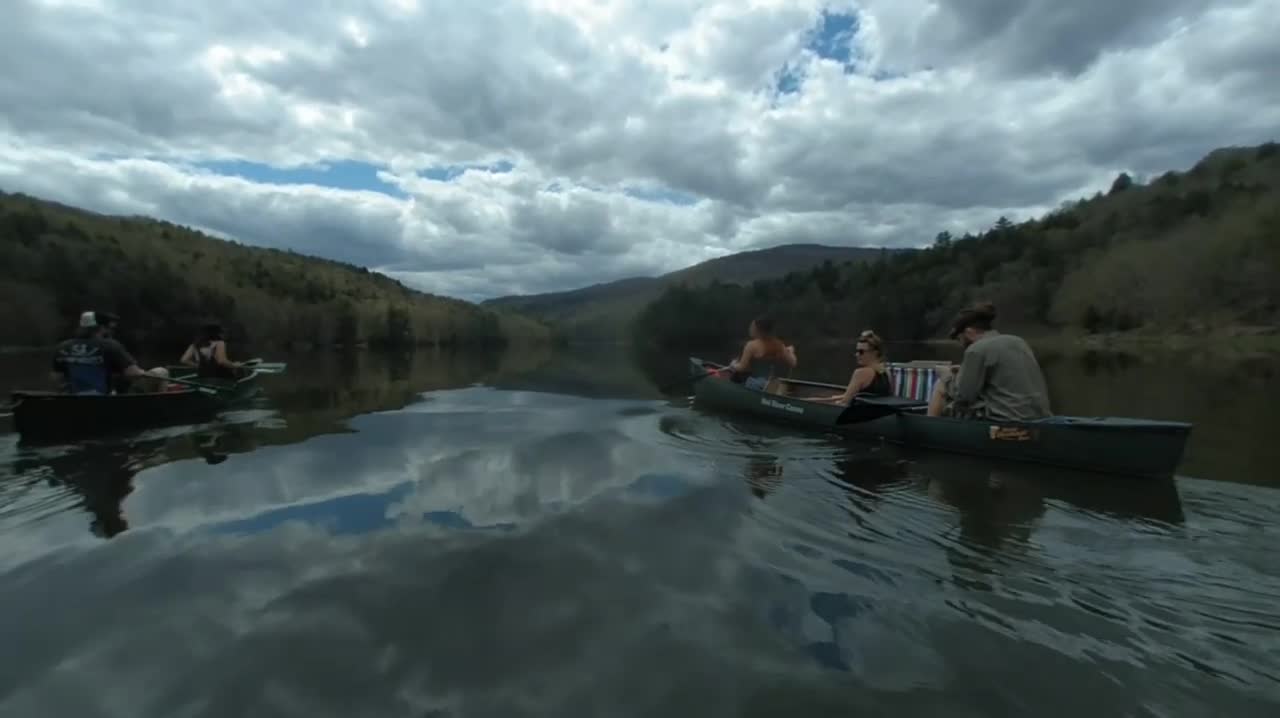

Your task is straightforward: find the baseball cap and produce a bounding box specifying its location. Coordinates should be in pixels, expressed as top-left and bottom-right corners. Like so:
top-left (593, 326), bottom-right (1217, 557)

top-left (78, 311), bottom-right (121, 328)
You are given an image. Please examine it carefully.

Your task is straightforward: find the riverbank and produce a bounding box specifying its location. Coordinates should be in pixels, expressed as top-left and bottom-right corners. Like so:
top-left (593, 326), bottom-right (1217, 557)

top-left (1034, 327), bottom-right (1280, 358)
top-left (557, 327), bottom-right (1280, 359)
top-left (0, 335), bottom-right (561, 357)
top-left (892, 326), bottom-right (1280, 357)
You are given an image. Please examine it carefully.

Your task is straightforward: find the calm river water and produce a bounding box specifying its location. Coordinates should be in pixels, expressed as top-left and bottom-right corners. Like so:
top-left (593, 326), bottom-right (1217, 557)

top-left (0, 343), bottom-right (1277, 717)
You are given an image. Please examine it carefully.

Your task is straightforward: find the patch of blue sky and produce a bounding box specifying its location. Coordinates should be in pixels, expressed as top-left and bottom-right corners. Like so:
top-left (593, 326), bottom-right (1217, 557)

top-left (192, 157), bottom-right (518, 197)
top-left (809, 9), bottom-right (860, 67)
top-left (772, 9), bottom-right (872, 98)
top-left (195, 158), bottom-right (408, 198)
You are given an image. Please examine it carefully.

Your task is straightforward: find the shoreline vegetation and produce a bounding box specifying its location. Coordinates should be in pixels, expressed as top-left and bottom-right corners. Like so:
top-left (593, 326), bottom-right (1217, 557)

top-left (4, 142), bottom-right (1276, 360)
top-left (632, 142), bottom-right (1280, 351)
top-left (0, 191), bottom-right (556, 352)
top-left (9, 327), bottom-right (1280, 359)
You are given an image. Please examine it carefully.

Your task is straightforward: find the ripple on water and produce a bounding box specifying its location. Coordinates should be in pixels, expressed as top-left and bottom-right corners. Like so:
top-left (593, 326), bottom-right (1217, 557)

top-left (3, 386), bottom-right (1280, 715)
top-left (669, 405), bottom-right (1280, 707)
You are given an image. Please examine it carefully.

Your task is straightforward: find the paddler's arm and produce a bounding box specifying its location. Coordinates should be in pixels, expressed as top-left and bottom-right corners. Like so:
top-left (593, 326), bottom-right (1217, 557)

top-left (822, 367), bottom-right (869, 404)
top-left (212, 340), bottom-right (241, 368)
top-left (729, 341), bottom-right (756, 374)
top-left (178, 344), bottom-right (197, 366)
top-left (105, 340), bottom-right (161, 378)
top-left (953, 347), bottom-right (987, 407)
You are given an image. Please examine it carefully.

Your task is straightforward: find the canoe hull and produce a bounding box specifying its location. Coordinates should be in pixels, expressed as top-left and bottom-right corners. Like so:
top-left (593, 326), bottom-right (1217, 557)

top-left (11, 372), bottom-right (260, 439)
top-left (846, 413), bottom-right (1192, 479)
top-left (689, 357), bottom-right (1192, 479)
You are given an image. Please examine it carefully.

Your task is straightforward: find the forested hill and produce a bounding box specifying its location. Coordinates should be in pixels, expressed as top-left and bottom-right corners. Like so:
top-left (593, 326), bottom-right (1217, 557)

top-left (0, 192), bottom-right (552, 350)
top-left (484, 244), bottom-right (900, 339)
top-left (635, 142), bottom-right (1280, 348)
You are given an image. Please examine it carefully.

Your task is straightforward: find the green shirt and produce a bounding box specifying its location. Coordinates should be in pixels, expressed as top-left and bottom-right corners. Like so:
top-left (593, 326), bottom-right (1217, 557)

top-left (954, 332), bottom-right (1052, 421)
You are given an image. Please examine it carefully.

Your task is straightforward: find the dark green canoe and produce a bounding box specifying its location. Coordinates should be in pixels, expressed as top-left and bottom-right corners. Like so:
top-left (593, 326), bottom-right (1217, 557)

top-left (10, 370), bottom-right (261, 439)
top-left (689, 357), bottom-right (1192, 479)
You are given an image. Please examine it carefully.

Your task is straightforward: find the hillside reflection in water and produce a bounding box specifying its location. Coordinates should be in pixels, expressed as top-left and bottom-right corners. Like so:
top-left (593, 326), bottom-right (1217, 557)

top-left (0, 343), bottom-right (1277, 717)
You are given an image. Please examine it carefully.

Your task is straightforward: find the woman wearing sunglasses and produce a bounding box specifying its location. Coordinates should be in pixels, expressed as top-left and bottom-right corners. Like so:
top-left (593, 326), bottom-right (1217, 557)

top-left (816, 330), bottom-right (893, 404)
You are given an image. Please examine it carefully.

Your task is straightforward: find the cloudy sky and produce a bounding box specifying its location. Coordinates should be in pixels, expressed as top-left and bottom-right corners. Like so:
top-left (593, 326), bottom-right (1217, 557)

top-left (1, 0), bottom-right (1277, 300)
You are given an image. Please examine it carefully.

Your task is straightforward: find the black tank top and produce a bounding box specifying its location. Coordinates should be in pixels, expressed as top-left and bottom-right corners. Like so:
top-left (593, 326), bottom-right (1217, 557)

top-left (195, 341), bottom-right (236, 379)
top-left (860, 368), bottom-right (893, 397)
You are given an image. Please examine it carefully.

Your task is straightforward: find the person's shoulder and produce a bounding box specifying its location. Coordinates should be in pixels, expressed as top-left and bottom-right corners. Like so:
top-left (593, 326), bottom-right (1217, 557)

top-left (998, 333), bottom-right (1035, 351)
top-left (972, 333), bottom-right (1016, 351)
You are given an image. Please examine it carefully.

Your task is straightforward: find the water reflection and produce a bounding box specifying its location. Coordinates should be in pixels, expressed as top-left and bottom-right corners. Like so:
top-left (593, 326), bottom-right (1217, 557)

top-left (4, 421), bottom-right (274, 540)
top-left (0, 343), bottom-right (1278, 716)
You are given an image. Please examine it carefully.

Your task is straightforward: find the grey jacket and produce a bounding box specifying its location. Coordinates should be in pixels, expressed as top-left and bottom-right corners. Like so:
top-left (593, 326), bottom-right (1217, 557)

top-left (954, 332), bottom-right (1052, 421)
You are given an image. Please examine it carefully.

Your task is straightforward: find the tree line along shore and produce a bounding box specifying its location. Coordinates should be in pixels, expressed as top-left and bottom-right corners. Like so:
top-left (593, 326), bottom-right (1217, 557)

top-left (3, 142), bottom-right (1276, 357)
top-left (634, 143), bottom-right (1280, 350)
top-left (0, 192), bottom-right (554, 352)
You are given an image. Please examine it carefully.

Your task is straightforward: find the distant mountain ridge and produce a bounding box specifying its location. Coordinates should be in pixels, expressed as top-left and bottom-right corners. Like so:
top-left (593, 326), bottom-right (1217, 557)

top-left (485, 243), bottom-right (904, 338)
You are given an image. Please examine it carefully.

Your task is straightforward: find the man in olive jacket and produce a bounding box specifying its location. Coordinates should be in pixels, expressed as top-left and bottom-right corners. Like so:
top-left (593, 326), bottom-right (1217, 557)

top-left (928, 302), bottom-right (1052, 421)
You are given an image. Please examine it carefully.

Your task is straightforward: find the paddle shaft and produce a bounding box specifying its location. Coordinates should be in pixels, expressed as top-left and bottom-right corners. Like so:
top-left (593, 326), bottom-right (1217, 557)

top-left (242, 358), bottom-right (286, 373)
top-left (161, 375), bottom-right (233, 394)
top-left (171, 358), bottom-right (285, 374)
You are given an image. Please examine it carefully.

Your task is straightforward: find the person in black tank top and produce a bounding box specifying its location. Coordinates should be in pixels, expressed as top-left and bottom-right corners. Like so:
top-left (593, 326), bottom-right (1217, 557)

top-left (818, 330), bottom-right (893, 405)
top-left (178, 323), bottom-right (245, 379)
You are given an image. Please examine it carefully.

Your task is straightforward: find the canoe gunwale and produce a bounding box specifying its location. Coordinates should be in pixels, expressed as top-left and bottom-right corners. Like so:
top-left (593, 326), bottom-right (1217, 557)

top-left (687, 355), bottom-right (1193, 478)
top-left (688, 356), bottom-right (1190, 433)
top-left (10, 369), bottom-right (259, 400)
top-left (9, 371), bottom-right (261, 437)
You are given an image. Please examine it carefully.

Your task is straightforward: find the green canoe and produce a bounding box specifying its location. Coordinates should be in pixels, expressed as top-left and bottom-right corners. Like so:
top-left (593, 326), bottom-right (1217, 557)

top-left (689, 357), bottom-right (1192, 479)
top-left (10, 370), bottom-right (261, 439)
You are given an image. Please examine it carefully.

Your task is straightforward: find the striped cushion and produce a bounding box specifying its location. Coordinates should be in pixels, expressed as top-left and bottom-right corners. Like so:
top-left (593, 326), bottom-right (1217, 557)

top-left (887, 363), bottom-right (942, 401)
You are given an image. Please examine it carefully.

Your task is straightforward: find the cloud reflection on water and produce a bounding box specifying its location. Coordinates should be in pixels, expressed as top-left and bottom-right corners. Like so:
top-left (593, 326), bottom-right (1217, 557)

top-left (2, 365), bottom-right (1279, 716)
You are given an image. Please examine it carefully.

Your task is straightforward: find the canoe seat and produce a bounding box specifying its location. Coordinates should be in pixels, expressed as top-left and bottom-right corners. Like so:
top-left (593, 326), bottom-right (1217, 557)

top-left (887, 362), bottom-right (945, 402)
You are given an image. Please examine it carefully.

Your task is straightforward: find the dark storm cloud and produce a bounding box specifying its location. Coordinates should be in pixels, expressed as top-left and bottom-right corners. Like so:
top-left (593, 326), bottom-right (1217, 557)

top-left (906, 0), bottom-right (1255, 76)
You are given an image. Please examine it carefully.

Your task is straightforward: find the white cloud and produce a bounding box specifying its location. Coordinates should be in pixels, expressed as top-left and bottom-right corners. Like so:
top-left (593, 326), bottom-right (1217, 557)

top-left (1, 0), bottom-right (1277, 300)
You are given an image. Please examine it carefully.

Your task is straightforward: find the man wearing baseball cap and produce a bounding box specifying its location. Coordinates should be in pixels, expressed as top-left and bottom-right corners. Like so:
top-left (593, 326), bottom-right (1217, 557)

top-left (926, 301), bottom-right (1051, 421)
top-left (52, 310), bottom-right (166, 394)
